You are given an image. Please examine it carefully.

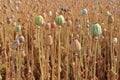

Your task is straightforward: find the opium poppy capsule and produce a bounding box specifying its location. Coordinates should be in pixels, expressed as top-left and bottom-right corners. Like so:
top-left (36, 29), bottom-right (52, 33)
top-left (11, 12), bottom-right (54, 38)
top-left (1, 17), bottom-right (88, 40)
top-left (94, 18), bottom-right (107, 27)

top-left (45, 22), bottom-right (51, 30)
top-left (67, 19), bottom-right (72, 27)
top-left (113, 37), bottom-right (117, 44)
top-left (81, 8), bottom-right (88, 15)
top-left (106, 11), bottom-right (111, 16)
top-left (108, 15), bottom-right (114, 24)
top-left (18, 35), bottom-right (25, 43)
top-left (48, 11), bottom-right (52, 16)
top-left (16, 25), bottom-right (21, 32)
top-left (91, 23), bottom-right (102, 36)
top-left (11, 39), bottom-right (20, 50)
top-left (76, 24), bottom-right (81, 29)
top-left (55, 15), bottom-right (65, 26)
top-left (51, 22), bottom-right (57, 29)
top-left (35, 15), bottom-right (44, 26)
top-left (43, 12), bottom-right (47, 19)
top-left (45, 34), bottom-right (53, 46)
top-left (7, 18), bottom-right (12, 24)
top-left (13, 22), bottom-right (17, 26)
top-left (70, 39), bottom-right (81, 52)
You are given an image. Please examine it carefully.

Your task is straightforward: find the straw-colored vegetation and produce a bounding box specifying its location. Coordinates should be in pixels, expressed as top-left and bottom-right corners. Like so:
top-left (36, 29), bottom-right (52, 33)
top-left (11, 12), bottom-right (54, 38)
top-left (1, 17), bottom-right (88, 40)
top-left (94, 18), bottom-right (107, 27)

top-left (0, 0), bottom-right (120, 80)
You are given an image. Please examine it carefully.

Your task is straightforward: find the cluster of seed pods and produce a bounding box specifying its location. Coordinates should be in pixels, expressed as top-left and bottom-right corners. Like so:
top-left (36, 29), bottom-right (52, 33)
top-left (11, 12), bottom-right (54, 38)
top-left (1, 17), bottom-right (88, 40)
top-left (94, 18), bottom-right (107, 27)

top-left (0, 0), bottom-right (119, 80)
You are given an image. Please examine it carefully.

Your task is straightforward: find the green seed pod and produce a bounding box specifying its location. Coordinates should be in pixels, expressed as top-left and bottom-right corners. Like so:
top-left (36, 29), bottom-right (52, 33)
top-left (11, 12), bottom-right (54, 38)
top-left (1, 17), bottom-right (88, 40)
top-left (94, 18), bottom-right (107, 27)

top-left (35, 15), bottom-right (44, 26)
top-left (55, 15), bottom-right (65, 26)
top-left (81, 8), bottom-right (87, 15)
top-left (91, 23), bottom-right (102, 36)
top-left (16, 25), bottom-right (21, 32)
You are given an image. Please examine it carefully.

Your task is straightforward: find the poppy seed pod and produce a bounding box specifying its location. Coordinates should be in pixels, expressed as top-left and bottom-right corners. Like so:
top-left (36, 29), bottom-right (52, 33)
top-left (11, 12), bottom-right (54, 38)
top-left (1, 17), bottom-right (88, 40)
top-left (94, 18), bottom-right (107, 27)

top-left (51, 22), bottom-right (57, 29)
top-left (11, 39), bottom-right (20, 50)
top-left (48, 11), bottom-right (52, 16)
top-left (55, 15), bottom-right (65, 26)
top-left (70, 39), bottom-right (81, 52)
top-left (81, 8), bottom-right (88, 15)
top-left (16, 25), bottom-right (21, 32)
top-left (113, 37), bottom-right (117, 44)
top-left (45, 22), bottom-right (51, 30)
top-left (108, 15), bottom-right (114, 24)
top-left (43, 13), bottom-right (47, 19)
top-left (45, 34), bottom-right (53, 46)
top-left (7, 18), bottom-right (12, 24)
top-left (35, 15), bottom-right (44, 26)
top-left (67, 20), bottom-right (72, 27)
top-left (19, 35), bottom-right (25, 43)
top-left (13, 22), bottom-right (17, 26)
top-left (91, 23), bottom-right (102, 36)
top-left (106, 11), bottom-right (111, 16)
top-left (76, 24), bottom-right (81, 29)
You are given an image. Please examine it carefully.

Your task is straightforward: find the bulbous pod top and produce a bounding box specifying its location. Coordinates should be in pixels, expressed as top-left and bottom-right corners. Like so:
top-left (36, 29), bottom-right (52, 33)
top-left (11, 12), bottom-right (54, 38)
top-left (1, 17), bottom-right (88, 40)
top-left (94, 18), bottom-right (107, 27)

top-left (55, 15), bottom-right (65, 26)
top-left (35, 15), bottom-right (44, 26)
top-left (91, 23), bottom-right (102, 37)
top-left (45, 34), bottom-right (53, 46)
top-left (81, 8), bottom-right (88, 15)
top-left (18, 35), bottom-right (25, 43)
top-left (16, 25), bottom-right (21, 32)
top-left (70, 39), bottom-right (81, 52)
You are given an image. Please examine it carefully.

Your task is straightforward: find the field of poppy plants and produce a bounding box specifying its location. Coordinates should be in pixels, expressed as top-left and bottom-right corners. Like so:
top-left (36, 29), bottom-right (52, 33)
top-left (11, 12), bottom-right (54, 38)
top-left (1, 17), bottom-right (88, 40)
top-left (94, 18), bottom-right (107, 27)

top-left (0, 0), bottom-right (120, 80)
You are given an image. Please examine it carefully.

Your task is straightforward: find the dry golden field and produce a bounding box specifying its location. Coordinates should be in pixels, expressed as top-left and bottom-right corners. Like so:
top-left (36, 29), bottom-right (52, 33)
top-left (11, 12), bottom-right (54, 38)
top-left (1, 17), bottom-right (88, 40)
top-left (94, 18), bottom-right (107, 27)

top-left (0, 0), bottom-right (120, 80)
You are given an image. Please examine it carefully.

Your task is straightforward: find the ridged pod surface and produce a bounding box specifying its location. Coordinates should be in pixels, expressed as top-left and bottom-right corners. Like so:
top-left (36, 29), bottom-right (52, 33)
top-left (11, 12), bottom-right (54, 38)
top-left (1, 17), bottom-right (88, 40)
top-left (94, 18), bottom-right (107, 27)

top-left (55, 15), bottom-right (65, 26)
top-left (35, 15), bottom-right (44, 26)
top-left (91, 23), bottom-right (102, 36)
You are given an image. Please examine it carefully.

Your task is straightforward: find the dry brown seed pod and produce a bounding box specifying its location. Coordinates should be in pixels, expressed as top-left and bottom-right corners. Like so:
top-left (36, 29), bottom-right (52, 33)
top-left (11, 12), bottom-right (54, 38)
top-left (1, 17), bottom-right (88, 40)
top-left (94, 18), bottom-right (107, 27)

top-left (67, 19), bottom-right (72, 27)
top-left (13, 22), bottom-right (17, 26)
top-left (45, 23), bottom-right (51, 30)
top-left (70, 39), bottom-right (81, 52)
top-left (7, 18), bottom-right (12, 24)
top-left (45, 34), bottom-right (53, 46)
top-left (43, 12), bottom-right (47, 19)
top-left (51, 22), bottom-right (57, 29)
top-left (18, 18), bottom-right (22, 23)
top-left (11, 39), bottom-right (20, 50)
top-left (108, 15), bottom-right (114, 24)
